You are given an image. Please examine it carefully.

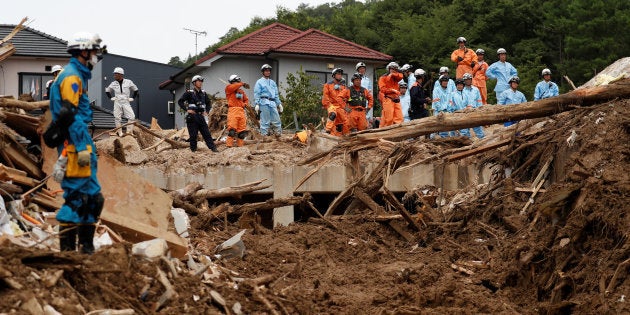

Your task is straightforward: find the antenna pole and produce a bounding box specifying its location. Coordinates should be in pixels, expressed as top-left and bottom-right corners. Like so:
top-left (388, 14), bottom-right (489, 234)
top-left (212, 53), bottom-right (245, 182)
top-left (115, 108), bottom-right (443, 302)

top-left (183, 28), bottom-right (207, 60)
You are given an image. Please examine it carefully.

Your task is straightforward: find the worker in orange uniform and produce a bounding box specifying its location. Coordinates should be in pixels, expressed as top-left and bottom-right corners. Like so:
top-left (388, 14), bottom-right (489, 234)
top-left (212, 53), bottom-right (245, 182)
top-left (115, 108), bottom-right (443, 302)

top-left (378, 62), bottom-right (404, 127)
top-left (322, 68), bottom-right (350, 136)
top-left (472, 48), bottom-right (489, 104)
top-left (225, 74), bottom-right (250, 147)
top-left (450, 37), bottom-right (478, 79)
top-left (347, 73), bottom-right (374, 132)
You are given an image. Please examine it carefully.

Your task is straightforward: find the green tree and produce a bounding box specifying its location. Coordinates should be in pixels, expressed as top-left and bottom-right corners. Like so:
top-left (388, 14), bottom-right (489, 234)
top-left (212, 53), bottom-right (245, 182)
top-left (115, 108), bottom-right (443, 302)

top-left (167, 56), bottom-right (185, 68)
top-left (279, 68), bottom-right (323, 129)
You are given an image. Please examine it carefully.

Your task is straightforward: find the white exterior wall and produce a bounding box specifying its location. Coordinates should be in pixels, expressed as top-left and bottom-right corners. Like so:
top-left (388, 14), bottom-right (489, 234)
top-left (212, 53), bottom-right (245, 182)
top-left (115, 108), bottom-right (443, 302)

top-left (172, 55), bottom-right (382, 128)
top-left (0, 57), bottom-right (68, 97)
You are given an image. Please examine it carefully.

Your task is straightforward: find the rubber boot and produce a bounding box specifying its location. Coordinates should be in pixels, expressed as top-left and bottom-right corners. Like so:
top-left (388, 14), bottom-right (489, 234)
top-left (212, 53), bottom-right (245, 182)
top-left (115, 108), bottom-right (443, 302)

top-left (78, 225), bottom-right (96, 254)
top-left (59, 224), bottom-right (77, 252)
top-left (236, 138), bottom-right (244, 147)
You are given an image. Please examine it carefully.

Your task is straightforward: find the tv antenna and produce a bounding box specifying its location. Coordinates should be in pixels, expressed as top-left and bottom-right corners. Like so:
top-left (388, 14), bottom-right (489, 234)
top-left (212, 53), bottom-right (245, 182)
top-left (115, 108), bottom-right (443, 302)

top-left (183, 28), bottom-right (207, 60)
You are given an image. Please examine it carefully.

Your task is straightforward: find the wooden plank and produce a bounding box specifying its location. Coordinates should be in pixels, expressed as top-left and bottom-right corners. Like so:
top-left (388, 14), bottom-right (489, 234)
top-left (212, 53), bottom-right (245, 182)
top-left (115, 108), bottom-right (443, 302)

top-left (2, 139), bottom-right (44, 179)
top-left (445, 139), bottom-right (511, 162)
top-left (353, 188), bottom-right (385, 213)
top-left (382, 187), bottom-right (422, 231)
top-left (388, 220), bottom-right (415, 242)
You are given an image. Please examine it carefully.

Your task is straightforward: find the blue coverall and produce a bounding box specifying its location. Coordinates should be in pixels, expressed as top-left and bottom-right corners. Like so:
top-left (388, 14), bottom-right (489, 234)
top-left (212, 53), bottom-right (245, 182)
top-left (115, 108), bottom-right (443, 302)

top-left (254, 77), bottom-right (282, 136)
top-left (462, 85), bottom-right (485, 138)
top-left (498, 88), bottom-right (527, 127)
top-left (534, 80), bottom-right (559, 100)
top-left (487, 61), bottom-right (518, 101)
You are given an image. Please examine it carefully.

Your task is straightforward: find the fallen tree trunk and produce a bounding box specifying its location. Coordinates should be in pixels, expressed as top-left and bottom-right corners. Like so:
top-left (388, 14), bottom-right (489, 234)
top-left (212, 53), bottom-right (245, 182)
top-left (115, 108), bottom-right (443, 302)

top-left (0, 98), bottom-right (49, 111)
top-left (193, 179), bottom-right (270, 200)
top-left (351, 79), bottom-right (630, 142)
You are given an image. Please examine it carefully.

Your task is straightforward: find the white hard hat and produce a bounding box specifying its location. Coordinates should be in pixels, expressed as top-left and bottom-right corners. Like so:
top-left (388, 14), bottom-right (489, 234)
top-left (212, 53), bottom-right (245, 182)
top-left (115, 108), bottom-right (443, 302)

top-left (355, 62), bottom-right (366, 70)
top-left (51, 65), bottom-right (63, 74)
top-left (386, 62), bottom-right (400, 70)
top-left (497, 48), bottom-right (507, 54)
top-left (228, 74), bottom-right (241, 83)
top-left (475, 48), bottom-right (485, 55)
top-left (67, 32), bottom-right (102, 52)
top-left (457, 36), bottom-right (467, 43)
top-left (462, 73), bottom-right (473, 80)
top-left (541, 68), bottom-right (551, 76)
top-left (192, 75), bottom-right (204, 83)
top-left (260, 64), bottom-right (272, 71)
top-left (400, 64), bottom-right (412, 71)
top-left (414, 69), bottom-right (425, 76)
top-left (113, 67), bottom-right (124, 75)
top-left (398, 81), bottom-right (407, 88)
top-left (439, 66), bottom-right (449, 74)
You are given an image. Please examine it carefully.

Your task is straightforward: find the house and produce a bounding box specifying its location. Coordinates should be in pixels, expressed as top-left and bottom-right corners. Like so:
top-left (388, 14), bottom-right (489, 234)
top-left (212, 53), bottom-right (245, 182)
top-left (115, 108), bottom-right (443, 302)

top-left (159, 22), bottom-right (392, 128)
top-left (0, 25), bottom-right (181, 129)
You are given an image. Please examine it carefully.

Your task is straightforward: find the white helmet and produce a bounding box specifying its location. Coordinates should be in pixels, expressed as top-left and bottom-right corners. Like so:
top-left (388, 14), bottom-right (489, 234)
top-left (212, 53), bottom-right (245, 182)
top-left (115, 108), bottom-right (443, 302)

top-left (400, 64), bottom-right (412, 71)
top-left (475, 48), bottom-right (485, 55)
top-left (51, 65), bottom-right (63, 74)
top-left (414, 69), bottom-right (426, 76)
top-left (541, 68), bottom-right (551, 76)
top-left (228, 74), bottom-right (241, 83)
top-left (439, 66), bottom-right (449, 74)
top-left (113, 67), bottom-right (124, 75)
top-left (457, 36), bottom-right (467, 43)
top-left (67, 32), bottom-right (102, 52)
top-left (191, 75), bottom-right (204, 83)
top-left (497, 48), bottom-right (507, 54)
top-left (386, 62), bottom-right (400, 70)
top-left (355, 62), bottom-right (366, 70)
top-left (462, 73), bottom-right (473, 80)
top-left (260, 64), bottom-right (272, 72)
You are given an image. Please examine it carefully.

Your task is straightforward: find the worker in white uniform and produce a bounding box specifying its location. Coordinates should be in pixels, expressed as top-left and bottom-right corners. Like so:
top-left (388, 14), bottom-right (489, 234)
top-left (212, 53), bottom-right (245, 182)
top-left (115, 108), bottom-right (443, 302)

top-left (105, 67), bottom-right (138, 136)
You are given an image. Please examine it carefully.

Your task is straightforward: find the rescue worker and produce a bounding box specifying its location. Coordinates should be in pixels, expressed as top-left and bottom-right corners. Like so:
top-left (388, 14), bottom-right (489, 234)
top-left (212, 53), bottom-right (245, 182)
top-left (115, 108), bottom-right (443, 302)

top-left (462, 73), bottom-right (485, 139)
top-left (254, 64), bottom-right (283, 136)
top-left (498, 76), bottom-right (527, 127)
top-left (355, 62), bottom-right (374, 120)
top-left (399, 82), bottom-right (410, 122)
top-left (105, 67), bottom-right (138, 136)
top-left (432, 75), bottom-right (452, 138)
top-left (450, 37), bottom-right (478, 79)
top-left (49, 32), bottom-right (105, 254)
top-left (225, 74), bottom-right (250, 147)
top-left (449, 79), bottom-right (470, 137)
top-left (487, 48), bottom-right (518, 102)
top-left (433, 66), bottom-right (455, 94)
top-left (322, 68), bottom-right (350, 136)
top-left (472, 49), bottom-right (489, 104)
top-left (534, 68), bottom-right (559, 101)
top-left (44, 65), bottom-right (63, 100)
top-left (178, 75), bottom-right (219, 152)
top-left (347, 72), bottom-right (373, 132)
top-left (409, 69), bottom-right (430, 120)
top-left (378, 62), bottom-right (404, 127)
top-left (400, 64), bottom-right (414, 96)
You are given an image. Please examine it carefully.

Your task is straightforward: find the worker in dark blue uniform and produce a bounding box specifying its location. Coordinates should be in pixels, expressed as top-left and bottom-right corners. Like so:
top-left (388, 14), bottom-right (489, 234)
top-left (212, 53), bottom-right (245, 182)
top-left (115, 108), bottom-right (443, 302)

top-left (178, 75), bottom-right (219, 152)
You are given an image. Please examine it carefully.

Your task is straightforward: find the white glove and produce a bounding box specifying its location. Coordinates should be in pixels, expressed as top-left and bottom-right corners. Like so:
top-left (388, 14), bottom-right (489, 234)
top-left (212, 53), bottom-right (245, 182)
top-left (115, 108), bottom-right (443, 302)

top-left (278, 104), bottom-right (283, 113)
top-left (128, 98), bottom-right (134, 102)
top-left (255, 104), bottom-right (260, 113)
top-left (52, 155), bottom-right (67, 183)
top-left (110, 97), bottom-right (116, 101)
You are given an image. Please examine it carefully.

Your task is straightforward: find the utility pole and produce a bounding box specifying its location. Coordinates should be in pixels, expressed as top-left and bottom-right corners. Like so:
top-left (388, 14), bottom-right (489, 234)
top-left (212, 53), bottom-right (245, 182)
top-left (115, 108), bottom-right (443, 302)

top-left (183, 28), bottom-right (207, 60)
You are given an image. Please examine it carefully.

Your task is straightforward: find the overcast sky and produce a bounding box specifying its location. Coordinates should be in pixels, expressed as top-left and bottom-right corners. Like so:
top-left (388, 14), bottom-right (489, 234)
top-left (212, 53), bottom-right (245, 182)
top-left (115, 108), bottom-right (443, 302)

top-left (2, 0), bottom-right (336, 64)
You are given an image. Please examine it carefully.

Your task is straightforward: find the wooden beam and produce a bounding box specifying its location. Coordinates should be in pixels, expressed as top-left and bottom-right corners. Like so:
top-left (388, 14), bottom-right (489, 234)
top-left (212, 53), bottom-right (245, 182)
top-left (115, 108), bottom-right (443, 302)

top-left (0, 97), bottom-right (49, 111)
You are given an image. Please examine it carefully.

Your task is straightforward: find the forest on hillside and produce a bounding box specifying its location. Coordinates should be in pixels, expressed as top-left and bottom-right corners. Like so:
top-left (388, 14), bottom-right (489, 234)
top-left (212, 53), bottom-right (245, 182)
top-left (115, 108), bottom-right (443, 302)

top-left (169, 0), bottom-right (630, 101)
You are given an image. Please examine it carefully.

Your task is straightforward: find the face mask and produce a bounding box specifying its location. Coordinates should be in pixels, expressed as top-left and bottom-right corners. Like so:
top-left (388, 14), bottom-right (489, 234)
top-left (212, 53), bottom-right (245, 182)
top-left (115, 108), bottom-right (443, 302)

top-left (86, 53), bottom-right (99, 70)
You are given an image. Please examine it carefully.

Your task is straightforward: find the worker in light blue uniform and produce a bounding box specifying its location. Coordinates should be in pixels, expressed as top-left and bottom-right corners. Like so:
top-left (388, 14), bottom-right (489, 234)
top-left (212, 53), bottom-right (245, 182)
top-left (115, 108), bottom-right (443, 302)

top-left (48, 32), bottom-right (105, 254)
top-left (254, 64), bottom-right (283, 136)
top-left (534, 68), bottom-right (559, 101)
top-left (449, 79), bottom-right (470, 137)
top-left (399, 82), bottom-right (411, 122)
top-left (461, 73), bottom-right (485, 139)
top-left (432, 75), bottom-right (453, 138)
top-left (486, 48), bottom-right (518, 102)
top-left (498, 76), bottom-right (527, 127)
top-left (356, 62), bottom-right (375, 121)
top-left (399, 64), bottom-right (414, 97)
top-left (433, 66), bottom-right (456, 94)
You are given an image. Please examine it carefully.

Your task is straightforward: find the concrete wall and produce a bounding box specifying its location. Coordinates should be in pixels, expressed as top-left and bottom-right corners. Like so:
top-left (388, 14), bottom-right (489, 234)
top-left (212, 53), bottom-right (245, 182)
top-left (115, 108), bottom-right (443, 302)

top-left (134, 162), bottom-right (491, 226)
top-left (0, 56), bottom-right (68, 97)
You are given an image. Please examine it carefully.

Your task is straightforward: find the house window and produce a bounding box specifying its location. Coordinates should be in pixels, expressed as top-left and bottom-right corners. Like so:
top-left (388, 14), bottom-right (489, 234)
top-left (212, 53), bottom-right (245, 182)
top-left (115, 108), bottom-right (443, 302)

top-left (306, 71), bottom-right (348, 89)
top-left (19, 73), bottom-right (54, 101)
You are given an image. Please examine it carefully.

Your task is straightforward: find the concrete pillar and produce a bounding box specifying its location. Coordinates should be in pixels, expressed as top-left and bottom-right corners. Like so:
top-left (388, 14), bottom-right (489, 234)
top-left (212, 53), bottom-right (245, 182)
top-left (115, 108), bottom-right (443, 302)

top-left (273, 165), bottom-right (294, 227)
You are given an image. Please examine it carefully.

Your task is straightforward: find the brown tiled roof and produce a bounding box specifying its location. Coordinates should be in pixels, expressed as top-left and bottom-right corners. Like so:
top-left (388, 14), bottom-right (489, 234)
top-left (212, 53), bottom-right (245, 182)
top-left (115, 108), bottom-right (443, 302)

top-left (272, 29), bottom-right (391, 61)
top-left (217, 23), bottom-right (302, 55)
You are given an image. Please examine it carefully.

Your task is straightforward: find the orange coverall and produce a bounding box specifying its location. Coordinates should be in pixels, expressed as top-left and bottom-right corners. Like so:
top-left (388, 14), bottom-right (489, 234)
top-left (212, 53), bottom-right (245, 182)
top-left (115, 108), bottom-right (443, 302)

top-left (378, 72), bottom-right (403, 127)
top-left (225, 82), bottom-right (249, 147)
top-left (472, 61), bottom-right (489, 104)
top-left (322, 80), bottom-right (350, 136)
top-left (451, 48), bottom-right (478, 79)
top-left (347, 85), bottom-right (373, 131)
